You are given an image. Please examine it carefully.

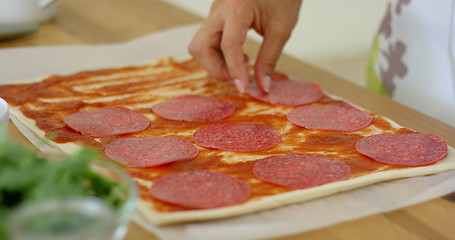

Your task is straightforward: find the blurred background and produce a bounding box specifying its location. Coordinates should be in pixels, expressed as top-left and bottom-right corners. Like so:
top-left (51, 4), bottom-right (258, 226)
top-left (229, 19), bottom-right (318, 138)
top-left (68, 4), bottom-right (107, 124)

top-left (164, 0), bottom-right (388, 87)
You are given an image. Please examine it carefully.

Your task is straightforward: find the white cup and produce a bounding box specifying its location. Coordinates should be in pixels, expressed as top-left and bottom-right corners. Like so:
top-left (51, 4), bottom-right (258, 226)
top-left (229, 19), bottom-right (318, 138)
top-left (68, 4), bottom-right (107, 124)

top-left (0, 0), bottom-right (58, 25)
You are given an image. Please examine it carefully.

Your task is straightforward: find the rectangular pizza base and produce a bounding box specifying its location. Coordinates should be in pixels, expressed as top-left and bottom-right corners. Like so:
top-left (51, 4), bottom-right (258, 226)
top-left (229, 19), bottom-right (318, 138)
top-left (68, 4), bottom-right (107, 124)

top-left (5, 57), bottom-right (455, 225)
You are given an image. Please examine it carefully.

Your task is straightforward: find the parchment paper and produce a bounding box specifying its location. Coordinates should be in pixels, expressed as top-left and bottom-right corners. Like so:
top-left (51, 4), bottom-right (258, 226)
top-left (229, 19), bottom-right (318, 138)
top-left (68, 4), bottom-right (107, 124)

top-left (2, 24), bottom-right (455, 240)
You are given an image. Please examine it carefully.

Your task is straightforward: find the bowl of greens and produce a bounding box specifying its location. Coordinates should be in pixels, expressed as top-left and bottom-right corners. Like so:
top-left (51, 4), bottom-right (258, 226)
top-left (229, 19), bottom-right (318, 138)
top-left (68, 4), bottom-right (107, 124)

top-left (0, 98), bottom-right (8, 125)
top-left (0, 125), bottom-right (138, 240)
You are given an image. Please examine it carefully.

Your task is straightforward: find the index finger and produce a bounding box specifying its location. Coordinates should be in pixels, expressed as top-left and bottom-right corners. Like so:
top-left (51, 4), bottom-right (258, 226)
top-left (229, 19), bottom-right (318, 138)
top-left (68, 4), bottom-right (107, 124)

top-left (189, 21), bottom-right (231, 81)
top-left (220, 14), bottom-right (252, 93)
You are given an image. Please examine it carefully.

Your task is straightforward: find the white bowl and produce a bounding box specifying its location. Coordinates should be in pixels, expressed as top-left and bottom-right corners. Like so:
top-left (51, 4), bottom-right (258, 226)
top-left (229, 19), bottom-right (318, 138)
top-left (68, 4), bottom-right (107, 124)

top-left (0, 0), bottom-right (58, 25)
top-left (0, 98), bottom-right (8, 126)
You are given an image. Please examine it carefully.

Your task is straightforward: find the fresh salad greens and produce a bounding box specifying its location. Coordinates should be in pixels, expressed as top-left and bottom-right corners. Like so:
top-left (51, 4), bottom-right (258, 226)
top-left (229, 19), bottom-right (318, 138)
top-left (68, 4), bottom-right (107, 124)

top-left (0, 125), bottom-right (129, 239)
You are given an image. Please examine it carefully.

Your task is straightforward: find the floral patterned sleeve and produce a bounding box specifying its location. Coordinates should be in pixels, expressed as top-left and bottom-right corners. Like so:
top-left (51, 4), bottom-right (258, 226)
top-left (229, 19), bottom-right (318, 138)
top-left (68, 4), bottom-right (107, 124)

top-left (365, 0), bottom-right (455, 127)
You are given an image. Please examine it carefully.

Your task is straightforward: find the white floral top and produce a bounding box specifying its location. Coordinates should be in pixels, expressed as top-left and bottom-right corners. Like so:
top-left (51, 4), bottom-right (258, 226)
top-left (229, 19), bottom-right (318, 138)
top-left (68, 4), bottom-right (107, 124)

top-left (365, 0), bottom-right (455, 127)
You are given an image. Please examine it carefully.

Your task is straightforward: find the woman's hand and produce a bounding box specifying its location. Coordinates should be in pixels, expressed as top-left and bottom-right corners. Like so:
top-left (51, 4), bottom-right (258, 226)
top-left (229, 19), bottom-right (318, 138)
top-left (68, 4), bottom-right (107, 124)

top-left (189, 0), bottom-right (302, 93)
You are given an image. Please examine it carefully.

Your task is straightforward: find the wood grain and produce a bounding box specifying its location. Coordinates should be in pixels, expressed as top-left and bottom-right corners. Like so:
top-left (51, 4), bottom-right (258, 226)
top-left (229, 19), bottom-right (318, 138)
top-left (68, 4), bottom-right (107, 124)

top-left (2, 0), bottom-right (455, 239)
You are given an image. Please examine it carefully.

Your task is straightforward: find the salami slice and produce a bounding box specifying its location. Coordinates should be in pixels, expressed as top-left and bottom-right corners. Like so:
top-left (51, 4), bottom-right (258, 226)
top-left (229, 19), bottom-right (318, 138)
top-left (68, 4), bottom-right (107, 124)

top-left (151, 95), bottom-right (235, 122)
top-left (63, 106), bottom-right (150, 137)
top-left (192, 122), bottom-right (282, 152)
top-left (287, 102), bottom-right (373, 131)
top-left (356, 133), bottom-right (448, 166)
top-left (104, 136), bottom-right (199, 167)
top-left (246, 74), bottom-right (323, 106)
top-left (253, 154), bottom-right (351, 189)
top-left (150, 170), bottom-right (251, 209)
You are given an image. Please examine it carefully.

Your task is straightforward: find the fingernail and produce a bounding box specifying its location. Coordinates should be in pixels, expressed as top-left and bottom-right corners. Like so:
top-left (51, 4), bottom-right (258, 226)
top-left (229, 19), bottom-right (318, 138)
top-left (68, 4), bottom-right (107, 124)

top-left (263, 75), bottom-right (271, 93)
top-left (234, 79), bottom-right (245, 93)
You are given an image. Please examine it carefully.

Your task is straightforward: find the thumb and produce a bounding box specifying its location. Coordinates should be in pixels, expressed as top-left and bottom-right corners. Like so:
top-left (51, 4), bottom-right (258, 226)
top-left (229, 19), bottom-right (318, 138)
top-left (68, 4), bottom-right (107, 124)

top-left (254, 30), bottom-right (290, 93)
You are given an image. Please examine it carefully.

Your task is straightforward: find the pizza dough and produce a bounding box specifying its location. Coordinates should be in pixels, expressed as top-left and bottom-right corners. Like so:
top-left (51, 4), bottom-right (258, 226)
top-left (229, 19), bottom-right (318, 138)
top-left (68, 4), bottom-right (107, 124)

top-left (151, 95), bottom-right (236, 122)
top-left (63, 106), bottom-right (151, 137)
top-left (150, 170), bottom-right (251, 209)
top-left (2, 57), bottom-right (455, 226)
top-left (192, 122), bottom-right (282, 152)
top-left (246, 74), bottom-right (323, 106)
top-left (356, 133), bottom-right (448, 166)
top-left (287, 102), bottom-right (373, 131)
top-left (104, 136), bottom-right (199, 167)
top-left (253, 154), bottom-right (351, 189)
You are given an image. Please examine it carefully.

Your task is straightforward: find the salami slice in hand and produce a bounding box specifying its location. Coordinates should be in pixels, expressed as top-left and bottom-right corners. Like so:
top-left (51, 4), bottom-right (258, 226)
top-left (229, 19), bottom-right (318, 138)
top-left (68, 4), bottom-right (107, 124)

top-left (246, 74), bottom-right (323, 106)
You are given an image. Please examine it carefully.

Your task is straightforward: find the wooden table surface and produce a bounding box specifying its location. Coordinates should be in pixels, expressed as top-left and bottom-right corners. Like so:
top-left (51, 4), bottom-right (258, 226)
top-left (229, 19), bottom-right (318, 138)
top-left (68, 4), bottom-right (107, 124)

top-left (2, 0), bottom-right (455, 239)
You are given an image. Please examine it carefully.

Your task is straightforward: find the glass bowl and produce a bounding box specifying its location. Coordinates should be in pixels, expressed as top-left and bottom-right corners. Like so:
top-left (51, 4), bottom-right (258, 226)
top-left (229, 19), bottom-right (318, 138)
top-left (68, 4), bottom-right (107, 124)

top-left (0, 97), bottom-right (8, 125)
top-left (8, 160), bottom-right (138, 240)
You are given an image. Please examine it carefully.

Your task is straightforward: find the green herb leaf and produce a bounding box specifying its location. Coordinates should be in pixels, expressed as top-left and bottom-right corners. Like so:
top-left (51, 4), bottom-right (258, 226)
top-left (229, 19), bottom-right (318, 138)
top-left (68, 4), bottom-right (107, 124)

top-left (0, 124), bottom-right (129, 240)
